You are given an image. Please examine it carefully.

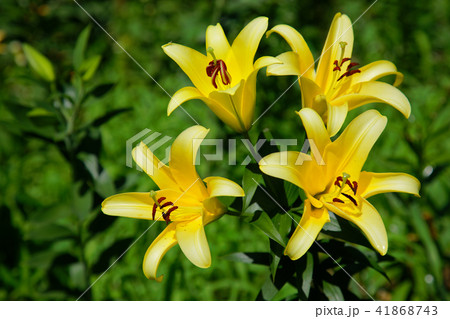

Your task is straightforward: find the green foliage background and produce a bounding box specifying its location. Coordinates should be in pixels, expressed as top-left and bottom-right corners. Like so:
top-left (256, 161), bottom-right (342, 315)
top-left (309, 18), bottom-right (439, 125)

top-left (0, 0), bottom-right (449, 300)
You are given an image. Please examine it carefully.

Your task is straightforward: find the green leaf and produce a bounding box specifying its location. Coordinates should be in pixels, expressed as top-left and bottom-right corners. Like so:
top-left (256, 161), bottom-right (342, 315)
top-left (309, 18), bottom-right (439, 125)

top-left (242, 168), bottom-right (260, 210)
top-left (73, 25), bottom-right (92, 70)
top-left (258, 275), bottom-right (279, 301)
top-left (301, 252), bottom-right (314, 298)
top-left (73, 185), bottom-right (93, 221)
top-left (322, 281), bottom-right (344, 301)
top-left (26, 224), bottom-right (74, 241)
top-left (222, 252), bottom-right (272, 265)
top-left (80, 55), bottom-right (101, 81)
top-left (251, 211), bottom-right (285, 246)
top-left (410, 204), bottom-right (443, 285)
top-left (22, 43), bottom-right (55, 82)
top-left (90, 107), bottom-right (132, 127)
top-left (284, 180), bottom-right (300, 206)
top-left (87, 83), bottom-right (116, 98)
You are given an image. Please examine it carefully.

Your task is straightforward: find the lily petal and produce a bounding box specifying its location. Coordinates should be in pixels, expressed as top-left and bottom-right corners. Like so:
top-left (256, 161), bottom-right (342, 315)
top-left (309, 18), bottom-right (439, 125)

top-left (285, 200), bottom-right (330, 260)
top-left (266, 51), bottom-right (301, 76)
top-left (204, 176), bottom-right (245, 198)
top-left (176, 216), bottom-right (211, 268)
top-left (334, 81), bottom-right (411, 118)
top-left (169, 125), bottom-right (210, 200)
top-left (358, 172), bottom-right (421, 199)
top-left (259, 151), bottom-right (325, 195)
top-left (102, 192), bottom-right (155, 220)
top-left (162, 43), bottom-right (211, 95)
top-left (237, 56), bottom-right (280, 130)
top-left (167, 86), bottom-right (239, 131)
top-left (327, 198), bottom-right (388, 255)
top-left (297, 108), bottom-right (331, 155)
top-left (205, 23), bottom-right (231, 60)
top-left (143, 223), bottom-right (178, 281)
top-left (167, 86), bottom-right (205, 116)
top-left (231, 17), bottom-right (268, 77)
top-left (325, 109), bottom-right (387, 180)
top-left (132, 142), bottom-right (178, 190)
top-left (266, 24), bottom-right (315, 78)
top-left (316, 13), bottom-right (353, 92)
top-left (299, 77), bottom-right (325, 114)
top-left (352, 60), bottom-right (404, 87)
top-left (209, 80), bottom-right (247, 132)
top-left (326, 103), bottom-right (348, 137)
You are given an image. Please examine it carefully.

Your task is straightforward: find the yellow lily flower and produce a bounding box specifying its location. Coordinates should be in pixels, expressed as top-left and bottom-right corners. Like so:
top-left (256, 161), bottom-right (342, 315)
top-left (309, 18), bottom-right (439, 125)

top-left (163, 17), bottom-right (280, 133)
top-left (259, 108), bottom-right (420, 260)
top-left (266, 13), bottom-right (411, 136)
top-left (102, 125), bottom-right (244, 281)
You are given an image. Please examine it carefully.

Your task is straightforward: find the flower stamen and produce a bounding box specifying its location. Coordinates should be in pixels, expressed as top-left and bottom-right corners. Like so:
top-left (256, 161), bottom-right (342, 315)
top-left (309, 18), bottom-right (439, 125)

top-left (206, 47), bottom-right (232, 89)
top-left (150, 191), bottom-right (178, 224)
top-left (331, 173), bottom-right (359, 206)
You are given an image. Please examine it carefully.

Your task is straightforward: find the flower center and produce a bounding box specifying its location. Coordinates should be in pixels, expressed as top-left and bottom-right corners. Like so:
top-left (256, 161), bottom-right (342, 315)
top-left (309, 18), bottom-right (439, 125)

top-left (331, 172), bottom-right (359, 206)
top-left (206, 47), bottom-right (232, 89)
top-left (150, 191), bottom-right (178, 224)
top-left (327, 42), bottom-right (361, 97)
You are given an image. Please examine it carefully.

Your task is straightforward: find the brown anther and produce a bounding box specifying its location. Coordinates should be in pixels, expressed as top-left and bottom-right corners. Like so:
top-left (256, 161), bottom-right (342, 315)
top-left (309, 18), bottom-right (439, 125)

top-left (347, 69), bottom-right (361, 76)
top-left (341, 193), bottom-right (358, 206)
top-left (334, 176), bottom-right (343, 187)
top-left (340, 57), bottom-right (351, 67)
top-left (333, 60), bottom-right (341, 71)
top-left (345, 179), bottom-right (358, 195)
top-left (347, 62), bottom-right (359, 70)
top-left (152, 196), bottom-right (179, 224)
top-left (207, 59), bottom-right (231, 89)
top-left (333, 198), bottom-right (345, 204)
top-left (162, 212), bottom-right (170, 225)
top-left (152, 204), bottom-right (157, 220)
top-left (160, 201), bottom-right (174, 209)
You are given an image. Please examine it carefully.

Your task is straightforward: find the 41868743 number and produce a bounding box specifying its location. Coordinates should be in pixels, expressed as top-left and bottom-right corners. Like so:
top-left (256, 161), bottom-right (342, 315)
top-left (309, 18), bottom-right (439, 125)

top-left (376, 306), bottom-right (438, 316)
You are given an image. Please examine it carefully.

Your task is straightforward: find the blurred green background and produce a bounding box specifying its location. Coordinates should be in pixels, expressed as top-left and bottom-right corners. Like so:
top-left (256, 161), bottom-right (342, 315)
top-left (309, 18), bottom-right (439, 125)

top-left (0, 0), bottom-right (449, 300)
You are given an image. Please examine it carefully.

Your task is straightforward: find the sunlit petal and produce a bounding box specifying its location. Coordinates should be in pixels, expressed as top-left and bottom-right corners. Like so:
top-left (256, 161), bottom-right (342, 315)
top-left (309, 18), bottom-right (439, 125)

top-left (297, 108), bottom-right (331, 155)
top-left (266, 51), bottom-right (301, 76)
top-left (238, 56), bottom-right (280, 130)
top-left (325, 198), bottom-right (388, 255)
top-left (231, 17), bottom-right (268, 76)
top-left (167, 86), bottom-right (206, 116)
top-left (143, 223), bottom-right (178, 281)
top-left (162, 43), bottom-right (211, 95)
top-left (205, 23), bottom-right (231, 59)
top-left (358, 172), bottom-right (421, 199)
top-left (325, 109), bottom-right (387, 180)
top-left (316, 13), bottom-right (353, 92)
top-left (259, 151), bottom-right (324, 195)
top-left (132, 142), bottom-right (178, 190)
top-left (169, 125), bottom-right (210, 200)
top-left (299, 77), bottom-right (325, 112)
top-left (326, 103), bottom-right (348, 137)
top-left (334, 81), bottom-right (411, 118)
top-left (209, 80), bottom-right (247, 132)
top-left (102, 192), bottom-right (154, 220)
top-left (204, 176), bottom-right (245, 198)
top-left (266, 24), bottom-right (315, 78)
top-left (176, 216), bottom-right (211, 268)
top-left (284, 200), bottom-right (329, 260)
top-left (352, 60), bottom-right (403, 86)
